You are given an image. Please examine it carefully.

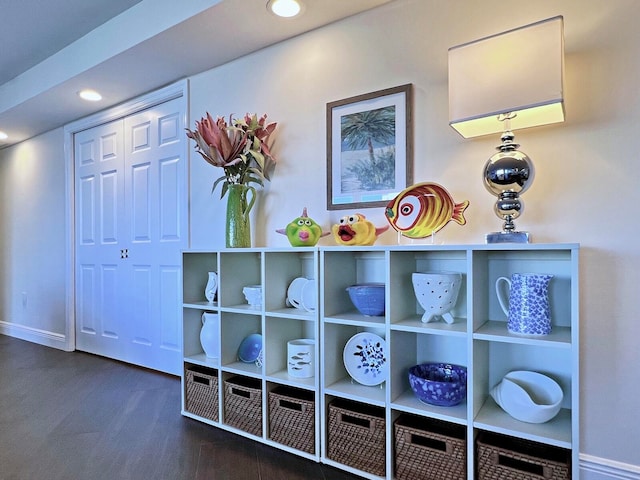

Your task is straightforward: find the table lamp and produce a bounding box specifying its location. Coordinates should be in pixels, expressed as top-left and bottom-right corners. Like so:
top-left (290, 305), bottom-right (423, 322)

top-left (448, 16), bottom-right (565, 243)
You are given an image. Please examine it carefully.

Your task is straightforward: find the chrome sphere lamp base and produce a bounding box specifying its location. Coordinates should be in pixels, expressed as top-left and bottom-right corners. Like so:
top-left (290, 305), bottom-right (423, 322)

top-left (483, 128), bottom-right (534, 244)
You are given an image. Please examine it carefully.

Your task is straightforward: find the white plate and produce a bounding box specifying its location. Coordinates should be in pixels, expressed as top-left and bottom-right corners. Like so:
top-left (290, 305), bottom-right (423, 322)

top-left (301, 280), bottom-right (316, 312)
top-left (287, 277), bottom-right (308, 309)
top-left (343, 332), bottom-right (388, 386)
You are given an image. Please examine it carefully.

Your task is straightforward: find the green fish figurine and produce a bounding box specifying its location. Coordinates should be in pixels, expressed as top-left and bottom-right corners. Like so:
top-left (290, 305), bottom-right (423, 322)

top-left (276, 207), bottom-right (330, 247)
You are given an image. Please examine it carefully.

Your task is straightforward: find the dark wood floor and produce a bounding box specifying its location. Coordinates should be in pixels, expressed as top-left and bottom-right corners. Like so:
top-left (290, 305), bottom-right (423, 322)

top-left (0, 335), bottom-right (361, 480)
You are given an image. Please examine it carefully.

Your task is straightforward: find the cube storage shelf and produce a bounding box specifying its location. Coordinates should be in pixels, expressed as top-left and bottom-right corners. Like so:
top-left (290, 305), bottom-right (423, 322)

top-left (181, 244), bottom-right (579, 479)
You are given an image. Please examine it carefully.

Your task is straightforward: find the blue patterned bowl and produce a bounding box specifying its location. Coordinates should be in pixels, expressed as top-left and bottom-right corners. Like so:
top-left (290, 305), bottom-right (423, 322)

top-left (409, 363), bottom-right (467, 407)
top-left (346, 283), bottom-right (385, 316)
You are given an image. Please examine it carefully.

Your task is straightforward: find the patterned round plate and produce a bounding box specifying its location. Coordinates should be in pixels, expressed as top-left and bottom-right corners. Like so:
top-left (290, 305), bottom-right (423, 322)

top-left (343, 332), bottom-right (388, 386)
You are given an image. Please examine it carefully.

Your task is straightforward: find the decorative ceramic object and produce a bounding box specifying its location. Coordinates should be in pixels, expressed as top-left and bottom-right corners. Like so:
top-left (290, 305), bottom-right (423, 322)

top-left (346, 283), bottom-right (385, 316)
top-left (287, 339), bottom-right (315, 378)
top-left (331, 213), bottom-right (389, 246)
top-left (276, 207), bottom-right (330, 246)
top-left (490, 370), bottom-right (563, 423)
top-left (300, 281), bottom-right (317, 312)
top-left (226, 184), bottom-right (256, 248)
top-left (204, 272), bottom-right (218, 303)
top-left (287, 277), bottom-right (308, 309)
top-left (408, 363), bottom-right (467, 406)
top-left (343, 332), bottom-right (388, 386)
top-left (200, 312), bottom-right (219, 359)
top-left (412, 272), bottom-right (462, 324)
top-left (238, 333), bottom-right (263, 366)
top-left (496, 273), bottom-right (553, 335)
top-left (384, 182), bottom-right (469, 239)
top-left (242, 285), bottom-right (262, 307)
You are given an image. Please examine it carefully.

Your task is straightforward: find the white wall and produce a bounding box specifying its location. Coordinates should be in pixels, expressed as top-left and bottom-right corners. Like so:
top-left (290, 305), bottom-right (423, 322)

top-left (189, 0), bottom-right (640, 472)
top-left (0, 128), bottom-right (68, 348)
top-left (1, 0), bottom-right (638, 475)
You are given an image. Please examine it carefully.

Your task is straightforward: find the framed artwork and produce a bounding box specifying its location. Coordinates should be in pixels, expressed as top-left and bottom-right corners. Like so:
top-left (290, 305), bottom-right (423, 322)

top-left (326, 84), bottom-right (413, 210)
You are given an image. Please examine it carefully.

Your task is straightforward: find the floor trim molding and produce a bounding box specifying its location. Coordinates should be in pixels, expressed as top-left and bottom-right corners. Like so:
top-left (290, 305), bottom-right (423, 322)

top-left (581, 454), bottom-right (640, 480)
top-left (0, 321), bottom-right (70, 351)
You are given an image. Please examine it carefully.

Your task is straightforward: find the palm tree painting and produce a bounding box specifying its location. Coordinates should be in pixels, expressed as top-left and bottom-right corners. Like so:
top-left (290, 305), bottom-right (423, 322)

top-left (327, 84), bottom-right (412, 210)
top-left (340, 106), bottom-right (396, 193)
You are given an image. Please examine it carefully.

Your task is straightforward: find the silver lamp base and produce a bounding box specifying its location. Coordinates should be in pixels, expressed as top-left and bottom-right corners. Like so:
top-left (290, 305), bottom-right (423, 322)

top-left (486, 231), bottom-right (530, 244)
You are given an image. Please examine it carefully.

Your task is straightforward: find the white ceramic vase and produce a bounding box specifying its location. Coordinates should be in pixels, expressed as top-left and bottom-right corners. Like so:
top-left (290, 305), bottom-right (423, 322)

top-left (205, 272), bottom-right (218, 303)
top-left (200, 312), bottom-right (219, 359)
top-left (287, 339), bottom-right (314, 378)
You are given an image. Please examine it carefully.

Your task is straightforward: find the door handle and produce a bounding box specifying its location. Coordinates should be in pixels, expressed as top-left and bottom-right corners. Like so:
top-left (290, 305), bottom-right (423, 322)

top-left (120, 249), bottom-right (129, 259)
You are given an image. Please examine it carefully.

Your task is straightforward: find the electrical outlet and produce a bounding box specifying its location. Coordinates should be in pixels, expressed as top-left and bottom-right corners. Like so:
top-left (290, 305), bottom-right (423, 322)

top-left (22, 292), bottom-right (27, 308)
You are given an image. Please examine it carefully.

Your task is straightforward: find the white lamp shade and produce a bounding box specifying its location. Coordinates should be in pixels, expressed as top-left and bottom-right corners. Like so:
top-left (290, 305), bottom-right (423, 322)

top-left (448, 16), bottom-right (565, 138)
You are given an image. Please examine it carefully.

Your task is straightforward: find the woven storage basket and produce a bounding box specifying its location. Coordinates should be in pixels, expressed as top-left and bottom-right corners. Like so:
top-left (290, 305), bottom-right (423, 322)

top-left (223, 376), bottom-right (262, 436)
top-left (185, 365), bottom-right (219, 422)
top-left (327, 399), bottom-right (386, 476)
top-left (394, 414), bottom-right (467, 480)
top-left (477, 431), bottom-right (571, 480)
top-left (268, 386), bottom-right (315, 454)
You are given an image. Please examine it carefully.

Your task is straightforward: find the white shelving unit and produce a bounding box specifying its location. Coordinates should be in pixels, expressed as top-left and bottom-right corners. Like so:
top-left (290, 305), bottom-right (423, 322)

top-left (181, 248), bottom-right (321, 460)
top-left (181, 244), bottom-right (579, 479)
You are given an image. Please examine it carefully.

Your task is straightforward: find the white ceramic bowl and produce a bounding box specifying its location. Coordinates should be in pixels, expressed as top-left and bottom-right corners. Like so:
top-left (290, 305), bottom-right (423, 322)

top-left (490, 370), bottom-right (563, 424)
top-left (412, 272), bottom-right (462, 323)
top-left (242, 285), bottom-right (262, 307)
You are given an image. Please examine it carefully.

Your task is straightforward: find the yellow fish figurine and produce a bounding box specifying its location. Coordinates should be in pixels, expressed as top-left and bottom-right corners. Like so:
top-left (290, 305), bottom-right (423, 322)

top-left (385, 182), bottom-right (469, 238)
top-left (332, 213), bottom-right (389, 246)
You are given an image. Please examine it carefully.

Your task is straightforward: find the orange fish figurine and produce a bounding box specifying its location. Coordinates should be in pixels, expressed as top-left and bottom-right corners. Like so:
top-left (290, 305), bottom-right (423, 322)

top-left (332, 213), bottom-right (389, 246)
top-left (385, 182), bottom-right (469, 238)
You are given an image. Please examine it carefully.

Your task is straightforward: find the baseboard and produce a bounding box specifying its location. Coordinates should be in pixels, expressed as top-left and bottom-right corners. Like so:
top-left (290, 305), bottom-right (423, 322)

top-left (0, 321), bottom-right (72, 351)
top-left (581, 454), bottom-right (640, 480)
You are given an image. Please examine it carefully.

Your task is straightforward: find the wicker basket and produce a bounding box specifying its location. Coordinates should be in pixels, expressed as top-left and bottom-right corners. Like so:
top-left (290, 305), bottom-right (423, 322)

top-left (223, 376), bottom-right (262, 436)
top-left (268, 386), bottom-right (315, 454)
top-left (185, 365), bottom-right (219, 422)
top-left (394, 414), bottom-right (467, 480)
top-left (327, 399), bottom-right (386, 476)
top-left (476, 432), bottom-right (571, 480)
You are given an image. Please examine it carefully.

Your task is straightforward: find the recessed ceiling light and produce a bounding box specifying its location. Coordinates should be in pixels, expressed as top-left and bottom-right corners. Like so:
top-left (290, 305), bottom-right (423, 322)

top-left (0, 131), bottom-right (8, 141)
top-left (78, 89), bottom-right (102, 102)
top-left (267, 0), bottom-right (302, 18)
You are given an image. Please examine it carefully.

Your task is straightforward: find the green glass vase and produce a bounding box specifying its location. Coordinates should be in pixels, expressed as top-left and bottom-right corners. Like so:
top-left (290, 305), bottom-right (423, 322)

top-left (225, 184), bottom-right (256, 248)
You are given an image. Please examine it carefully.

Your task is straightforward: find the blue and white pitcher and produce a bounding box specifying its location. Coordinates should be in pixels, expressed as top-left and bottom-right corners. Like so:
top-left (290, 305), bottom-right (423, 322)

top-left (495, 273), bottom-right (553, 335)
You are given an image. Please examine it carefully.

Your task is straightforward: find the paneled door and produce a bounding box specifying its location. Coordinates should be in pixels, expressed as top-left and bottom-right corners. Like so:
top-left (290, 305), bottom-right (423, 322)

top-left (74, 97), bottom-right (186, 375)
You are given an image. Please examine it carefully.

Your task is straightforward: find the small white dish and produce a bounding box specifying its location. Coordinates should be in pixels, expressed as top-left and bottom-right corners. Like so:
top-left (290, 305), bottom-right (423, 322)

top-left (300, 280), bottom-right (316, 312)
top-left (490, 370), bottom-right (563, 424)
top-left (287, 277), bottom-right (308, 309)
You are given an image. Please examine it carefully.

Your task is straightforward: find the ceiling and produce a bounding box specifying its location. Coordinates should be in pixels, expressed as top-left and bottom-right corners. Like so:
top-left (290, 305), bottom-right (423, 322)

top-left (0, 0), bottom-right (393, 149)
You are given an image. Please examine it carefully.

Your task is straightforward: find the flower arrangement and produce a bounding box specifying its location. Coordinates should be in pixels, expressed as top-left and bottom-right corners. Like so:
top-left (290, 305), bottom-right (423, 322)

top-left (186, 112), bottom-right (277, 197)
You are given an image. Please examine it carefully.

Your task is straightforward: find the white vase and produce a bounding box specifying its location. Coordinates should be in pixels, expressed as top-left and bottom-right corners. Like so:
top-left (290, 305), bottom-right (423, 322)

top-left (204, 272), bottom-right (218, 303)
top-left (287, 339), bottom-right (314, 378)
top-left (200, 312), bottom-right (219, 359)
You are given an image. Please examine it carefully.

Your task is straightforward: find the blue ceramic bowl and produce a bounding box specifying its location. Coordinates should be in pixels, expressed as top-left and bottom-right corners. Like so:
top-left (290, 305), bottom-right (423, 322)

top-left (409, 363), bottom-right (467, 407)
top-left (346, 283), bottom-right (385, 316)
top-left (238, 333), bottom-right (263, 363)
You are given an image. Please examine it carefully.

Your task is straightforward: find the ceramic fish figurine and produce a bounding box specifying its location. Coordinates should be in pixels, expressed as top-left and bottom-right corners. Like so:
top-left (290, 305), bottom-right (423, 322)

top-left (276, 207), bottom-right (330, 247)
top-left (385, 182), bottom-right (469, 238)
top-left (332, 213), bottom-right (389, 246)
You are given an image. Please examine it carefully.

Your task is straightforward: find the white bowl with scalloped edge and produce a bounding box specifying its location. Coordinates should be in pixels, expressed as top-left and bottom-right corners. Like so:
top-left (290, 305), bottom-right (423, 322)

top-left (490, 370), bottom-right (563, 424)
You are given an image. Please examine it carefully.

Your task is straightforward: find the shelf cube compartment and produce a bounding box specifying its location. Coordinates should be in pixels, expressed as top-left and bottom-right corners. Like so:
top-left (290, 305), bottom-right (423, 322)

top-left (327, 398), bottom-right (386, 476)
top-left (223, 375), bottom-right (263, 436)
top-left (476, 431), bottom-right (571, 480)
top-left (185, 365), bottom-right (219, 422)
top-left (394, 413), bottom-right (466, 480)
top-left (268, 385), bottom-right (315, 454)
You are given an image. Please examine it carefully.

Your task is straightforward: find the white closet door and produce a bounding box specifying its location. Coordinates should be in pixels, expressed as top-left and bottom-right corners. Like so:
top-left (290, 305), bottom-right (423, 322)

top-left (75, 96), bottom-right (186, 375)
top-left (122, 99), bottom-right (186, 373)
top-left (75, 120), bottom-right (127, 362)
